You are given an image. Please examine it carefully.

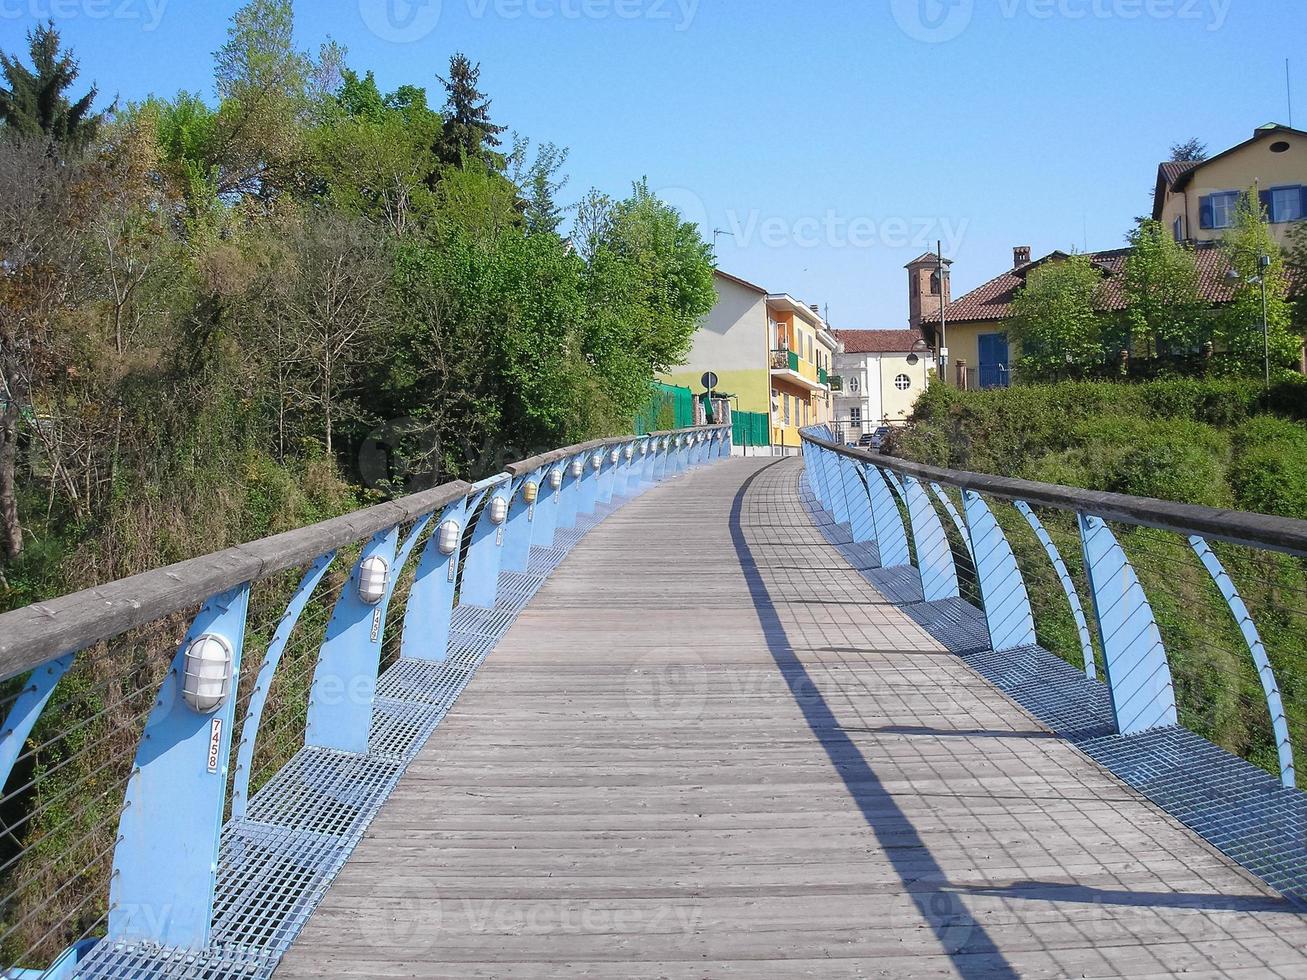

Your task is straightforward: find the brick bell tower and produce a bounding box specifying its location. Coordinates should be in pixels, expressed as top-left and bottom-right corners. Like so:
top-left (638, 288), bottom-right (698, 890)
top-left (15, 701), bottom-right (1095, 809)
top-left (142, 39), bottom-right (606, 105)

top-left (905, 252), bottom-right (952, 345)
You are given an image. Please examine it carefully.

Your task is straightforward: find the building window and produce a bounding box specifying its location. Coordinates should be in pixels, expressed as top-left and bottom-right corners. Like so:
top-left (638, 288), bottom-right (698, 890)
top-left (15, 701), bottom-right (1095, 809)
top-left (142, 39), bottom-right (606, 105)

top-left (783, 395), bottom-right (791, 425)
top-left (894, 374), bottom-right (912, 391)
top-left (1269, 186), bottom-right (1305, 224)
top-left (1200, 191), bottom-right (1240, 230)
top-left (1173, 216), bottom-right (1184, 241)
top-left (929, 272), bottom-right (940, 296)
top-left (850, 407), bottom-right (862, 425)
top-left (848, 375), bottom-right (861, 393)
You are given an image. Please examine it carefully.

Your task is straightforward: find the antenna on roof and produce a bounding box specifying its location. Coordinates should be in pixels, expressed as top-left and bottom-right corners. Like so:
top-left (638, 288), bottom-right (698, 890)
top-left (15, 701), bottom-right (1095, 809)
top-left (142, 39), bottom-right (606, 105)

top-left (1288, 59), bottom-right (1294, 129)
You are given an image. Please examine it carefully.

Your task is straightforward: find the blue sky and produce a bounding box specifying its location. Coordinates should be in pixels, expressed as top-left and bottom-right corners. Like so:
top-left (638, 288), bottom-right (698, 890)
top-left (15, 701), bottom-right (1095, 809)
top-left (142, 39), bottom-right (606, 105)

top-left (2, 0), bottom-right (1303, 328)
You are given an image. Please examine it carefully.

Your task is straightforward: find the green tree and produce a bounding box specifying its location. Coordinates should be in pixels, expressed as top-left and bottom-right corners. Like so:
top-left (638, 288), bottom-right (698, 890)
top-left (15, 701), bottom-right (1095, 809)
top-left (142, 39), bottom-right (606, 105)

top-left (581, 180), bottom-right (716, 417)
top-left (1169, 138), bottom-right (1207, 163)
top-left (209, 0), bottom-right (312, 197)
top-left (513, 139), bottom-right (570, 235)
top-left (433, 53), bottom-right (506, 171)
top-left (309, 71), bottom-right (441, 236)
top-left (0, 21), bottom-right (107, 147)
top-left (1219, 190), bottom-right (1298, 377)
top-left (1008, 254), bottom-right (1106, 381)
top-left (1122, 218), bottom-right (1207, 358)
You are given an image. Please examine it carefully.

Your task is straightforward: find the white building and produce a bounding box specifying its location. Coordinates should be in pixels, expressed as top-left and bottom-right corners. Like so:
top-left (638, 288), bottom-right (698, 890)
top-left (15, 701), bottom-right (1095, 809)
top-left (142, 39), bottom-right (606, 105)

top-left (832, 329), bottom-right (934, 441)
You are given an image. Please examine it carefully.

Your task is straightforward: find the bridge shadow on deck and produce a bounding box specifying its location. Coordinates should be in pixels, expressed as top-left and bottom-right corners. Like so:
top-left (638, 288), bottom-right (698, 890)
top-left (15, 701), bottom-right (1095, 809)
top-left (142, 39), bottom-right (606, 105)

top-left (729, 461), bottom-right (1022, 979)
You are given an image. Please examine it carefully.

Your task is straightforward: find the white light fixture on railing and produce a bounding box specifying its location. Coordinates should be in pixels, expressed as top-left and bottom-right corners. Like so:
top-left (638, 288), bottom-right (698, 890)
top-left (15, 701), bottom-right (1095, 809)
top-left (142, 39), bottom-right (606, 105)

top-left (608, 448), bottom-right (620, 464)
top-left (437, 520), bottom-right (461, 555)
top-left (181, 633), bottom-right (234, 714)
top-left (488, 495), bottom-right (509, 525)
top-left (523, 481), bottom-right (539, 504)
top-left (623, 444), bottom-right (634, 461)
top-left (549, 468), bottom-right (564, 489)
top-left (590, 453), bottom-right (602, 471)
top-left (358, 556), bottom-right (389, 605)
top-left (640, 442), bottom-right (649, 456)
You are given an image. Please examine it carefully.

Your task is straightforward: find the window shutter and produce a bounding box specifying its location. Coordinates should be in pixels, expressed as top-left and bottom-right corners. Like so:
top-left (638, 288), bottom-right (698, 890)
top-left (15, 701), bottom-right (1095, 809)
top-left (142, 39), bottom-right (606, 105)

top-left (1259, 190), bottom-right (1275, 221)
top-left (1199, 196), bottom-right (1214, 230)
top-left (1300, 186), bottom-right (1307, 219)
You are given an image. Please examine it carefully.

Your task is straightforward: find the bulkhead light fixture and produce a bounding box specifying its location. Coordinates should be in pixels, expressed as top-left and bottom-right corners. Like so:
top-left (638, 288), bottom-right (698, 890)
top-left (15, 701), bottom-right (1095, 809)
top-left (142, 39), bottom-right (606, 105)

top-left (590, 453), bottom-right (602, 471)
top-left (608, 448), bottom-right (620, 464)
top-left (358, 555), bottom-right (389, 605)
top-left (437, 520), bottom-right (461, 556)
top-left (639, 442), bottom-right (649, 456)
top-left (569, 458), bottom-right (584, 478)
top-left (181, 633), bottom-right (234, 714)
top-left (523, 481), bottom-right (539, 504)
top-left (549, 468), bottom-right (564, 490)
top-left (488, 494), bottom-right (509, 525)
top-left (623, 444), bottom-right (634, 461)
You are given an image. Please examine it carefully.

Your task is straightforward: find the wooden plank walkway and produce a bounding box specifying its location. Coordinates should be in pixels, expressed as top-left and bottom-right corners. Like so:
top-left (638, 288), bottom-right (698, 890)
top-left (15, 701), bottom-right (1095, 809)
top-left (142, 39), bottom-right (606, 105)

top-left (275, 457), bottom-right (1307, 979)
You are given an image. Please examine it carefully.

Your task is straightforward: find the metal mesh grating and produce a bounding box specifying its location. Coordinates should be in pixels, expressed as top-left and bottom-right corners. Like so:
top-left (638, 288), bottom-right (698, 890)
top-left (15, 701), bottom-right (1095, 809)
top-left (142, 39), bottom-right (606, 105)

top-left (70, 482), bottom-right (650, 978)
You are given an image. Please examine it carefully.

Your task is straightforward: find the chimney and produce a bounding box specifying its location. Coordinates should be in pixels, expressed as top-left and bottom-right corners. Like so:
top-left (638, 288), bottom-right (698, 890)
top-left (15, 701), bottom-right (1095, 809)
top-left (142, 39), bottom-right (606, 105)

top-left (1013, 245), bottom-right (1032, 268)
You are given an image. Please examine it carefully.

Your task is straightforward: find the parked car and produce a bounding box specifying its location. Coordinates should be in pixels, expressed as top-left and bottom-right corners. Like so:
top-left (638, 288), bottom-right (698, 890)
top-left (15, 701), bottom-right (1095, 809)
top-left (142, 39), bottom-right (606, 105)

top-left (857, 426), bottom-right (892, 450)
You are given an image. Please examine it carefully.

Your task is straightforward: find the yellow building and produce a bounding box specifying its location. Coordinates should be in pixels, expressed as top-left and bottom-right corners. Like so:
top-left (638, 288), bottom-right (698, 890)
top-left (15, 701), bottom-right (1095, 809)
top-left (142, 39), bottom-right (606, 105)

top-left (1154, 124), bottom-right (1307, 247)
top-left (660, 270), bottom-right (838, 451)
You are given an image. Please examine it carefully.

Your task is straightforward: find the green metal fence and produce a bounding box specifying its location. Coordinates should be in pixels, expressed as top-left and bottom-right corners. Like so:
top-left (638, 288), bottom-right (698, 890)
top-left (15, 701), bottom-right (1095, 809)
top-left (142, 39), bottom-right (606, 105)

top-left (732, 410), bottom-right (769, 447)
top-left (636, 382), bottom-right (694, 434)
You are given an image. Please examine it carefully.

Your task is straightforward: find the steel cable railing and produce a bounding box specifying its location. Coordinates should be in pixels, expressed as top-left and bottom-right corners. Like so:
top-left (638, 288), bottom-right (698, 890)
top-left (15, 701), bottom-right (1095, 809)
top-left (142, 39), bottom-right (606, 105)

top-left (799, 422), bottom-right (1307, 903)
top-left (0, 423), bottom-right (730, 978)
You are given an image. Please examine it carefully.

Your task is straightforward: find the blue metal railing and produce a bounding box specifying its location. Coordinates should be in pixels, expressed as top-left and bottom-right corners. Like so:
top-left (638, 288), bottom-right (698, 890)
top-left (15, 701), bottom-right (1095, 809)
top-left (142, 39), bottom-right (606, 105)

top-left (798, 423), bottom-right (1307, 905)
top-left (0, 424), bottom-right (731, 979)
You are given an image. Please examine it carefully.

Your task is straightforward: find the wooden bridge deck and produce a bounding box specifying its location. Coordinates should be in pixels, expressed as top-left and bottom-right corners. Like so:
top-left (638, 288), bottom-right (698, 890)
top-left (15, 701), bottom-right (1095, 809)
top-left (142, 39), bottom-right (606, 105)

top-left (275, 457), bottom-right (1307, 979)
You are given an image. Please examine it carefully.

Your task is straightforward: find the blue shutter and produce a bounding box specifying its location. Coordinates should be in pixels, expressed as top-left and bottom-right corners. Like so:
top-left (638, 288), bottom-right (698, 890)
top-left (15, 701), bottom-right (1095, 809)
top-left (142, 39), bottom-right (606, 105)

top-left (1199, 196), bottom-right (1214, 230)
top-left (1300, 186), bottom-right (1307, 220)
top-left (1260, 190), bottom-right (1275, 221)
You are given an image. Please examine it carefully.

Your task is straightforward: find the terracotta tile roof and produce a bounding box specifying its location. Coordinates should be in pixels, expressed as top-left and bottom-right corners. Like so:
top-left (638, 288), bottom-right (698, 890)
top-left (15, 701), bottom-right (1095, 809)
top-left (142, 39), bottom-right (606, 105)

top-left (921, 242), bottom-right (1240, 325)
top-left (837, 329), bottom-right (925, 353)
top-left (1158, 160), bottom-right (1202, 188)
top-left (904, 252), bottom-right (952, 268)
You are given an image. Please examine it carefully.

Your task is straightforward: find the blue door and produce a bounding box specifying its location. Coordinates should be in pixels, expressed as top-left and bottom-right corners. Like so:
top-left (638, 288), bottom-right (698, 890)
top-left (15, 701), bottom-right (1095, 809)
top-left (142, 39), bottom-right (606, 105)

top-left (977, 333), bottom-right (1010, 389)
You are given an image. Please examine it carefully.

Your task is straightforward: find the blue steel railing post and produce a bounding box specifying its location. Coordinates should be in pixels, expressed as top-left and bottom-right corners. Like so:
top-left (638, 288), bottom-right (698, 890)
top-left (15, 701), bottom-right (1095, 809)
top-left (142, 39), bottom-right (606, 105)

top-left (1078, 514), bottom-right (1178, 735)
top-left (641, 438), bottom-right (657, 484)
top-left (305, 528), bottom-right (399, 753)
top-left (1190, 535), bottom-right (1295, 787)
top-left (1014, 501), bottom-right (1097, 679)
top-left (534, 466), bottom-right (564, 548)
top-left (837, 454), bottom-right (876, 544)
top-left (613, 442), bottom-right (636, 497)
top-left (399, 500), bottom-right (467, 663)
top-left (556, 453), bottom-right (586, 529)
top-left (578, 450), bottom-right (602, 514)
top-left (902, 475), bottom-right (959, 602)
top-left (963, 490), bottom-right (1036, 652)
top-left (231, 553), bottom-right (336, 821)
top-left (826, 447), bottom-right (853, 525)
top-left (812, 441), bottom-right (835, 510)
top-left (109, 584), bottom-right (251, 948)
top-left (460, 478), bottom-right (515, 608)
top-left (930, 484), bottom-right (975, 565)
top-left (502, 468), bottom-right (544, 573)
top-left (0, 654), bottom-right (75, 790)
top-left (596, 446), bottom-right (619, 505)
top-left (864, 463), bottom-right (911, 568)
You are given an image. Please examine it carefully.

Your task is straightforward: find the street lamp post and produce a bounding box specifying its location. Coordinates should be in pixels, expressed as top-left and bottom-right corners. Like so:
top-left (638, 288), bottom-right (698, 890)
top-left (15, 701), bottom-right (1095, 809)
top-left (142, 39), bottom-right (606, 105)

top-left (1226, 254), bottom-right (1273, 395)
